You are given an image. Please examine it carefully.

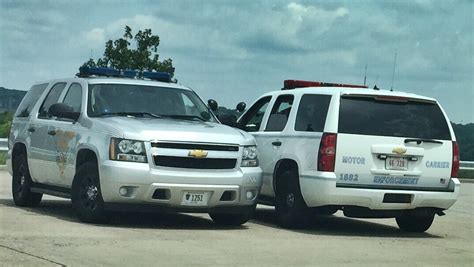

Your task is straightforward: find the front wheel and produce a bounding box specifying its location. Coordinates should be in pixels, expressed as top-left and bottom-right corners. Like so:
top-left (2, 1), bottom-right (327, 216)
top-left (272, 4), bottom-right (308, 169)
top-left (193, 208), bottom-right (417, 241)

top-left (12, 153), bottom-right (42, 207)
top-left (71, 162), bottom-right (108, 223)
top-left (396, 210), bottom-right (435, 233)
top-left (209, 211), bottom-right (253, 226)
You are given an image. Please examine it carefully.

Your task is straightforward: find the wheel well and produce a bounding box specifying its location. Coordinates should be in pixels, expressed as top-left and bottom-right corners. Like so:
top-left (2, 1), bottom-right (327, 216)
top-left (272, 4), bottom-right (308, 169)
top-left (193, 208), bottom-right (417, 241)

top-left (76, 149), bottom-right (98, 171)
top-left (11, 143), bottom-right (27, 169)
top-left (273, 159), bottom-right (299, 194)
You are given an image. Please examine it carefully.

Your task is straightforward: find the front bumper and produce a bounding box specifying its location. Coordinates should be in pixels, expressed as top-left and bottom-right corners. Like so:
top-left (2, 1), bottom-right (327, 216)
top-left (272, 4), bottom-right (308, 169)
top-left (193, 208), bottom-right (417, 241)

top-left (99, 160), bottom-right (262, 212)
top-left (299, 172), bottom-right (460, 210)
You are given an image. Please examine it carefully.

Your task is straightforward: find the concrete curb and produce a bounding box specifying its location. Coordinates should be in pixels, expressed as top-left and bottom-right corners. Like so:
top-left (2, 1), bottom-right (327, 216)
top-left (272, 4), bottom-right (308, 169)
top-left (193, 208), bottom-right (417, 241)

top-left (0, 165), bottom-right (6, 171)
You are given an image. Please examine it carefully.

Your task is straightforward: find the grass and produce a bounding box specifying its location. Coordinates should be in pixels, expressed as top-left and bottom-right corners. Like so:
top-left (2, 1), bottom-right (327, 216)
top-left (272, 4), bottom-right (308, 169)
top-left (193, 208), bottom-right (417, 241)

top-left (0, 151), bottom-right (6, 165)
top-left (459, 169), bottom-right (474, 179)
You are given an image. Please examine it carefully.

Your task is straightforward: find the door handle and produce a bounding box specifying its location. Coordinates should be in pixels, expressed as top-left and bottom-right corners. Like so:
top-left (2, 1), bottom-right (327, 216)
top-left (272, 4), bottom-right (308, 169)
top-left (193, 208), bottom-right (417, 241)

top-left (27, 127), bottom-right (35, 133)
top-left (272, 141), bottom-right (282, 146)
top-left (48, 130), bottom-right (56, 136)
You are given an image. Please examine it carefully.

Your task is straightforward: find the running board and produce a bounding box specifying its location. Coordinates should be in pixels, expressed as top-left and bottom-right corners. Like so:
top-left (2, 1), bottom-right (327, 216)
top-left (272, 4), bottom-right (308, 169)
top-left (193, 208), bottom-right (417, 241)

top-left (30, 182), bottom-right (71, 199)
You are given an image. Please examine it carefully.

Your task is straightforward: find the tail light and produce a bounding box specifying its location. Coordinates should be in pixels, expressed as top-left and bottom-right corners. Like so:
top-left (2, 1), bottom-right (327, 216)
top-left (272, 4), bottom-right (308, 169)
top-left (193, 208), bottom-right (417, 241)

top-left (451, 141), bottom-right (460, 178)
top-left (318, 133), bottom-right (337, 172)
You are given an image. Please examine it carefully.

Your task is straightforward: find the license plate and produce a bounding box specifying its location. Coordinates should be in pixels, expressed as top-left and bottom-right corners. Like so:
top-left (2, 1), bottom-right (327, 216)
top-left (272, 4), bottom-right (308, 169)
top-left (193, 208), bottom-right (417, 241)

top-left (181, 191), bottom-right (210, 206)
top-left (386, 157), bottom-right (408, 171)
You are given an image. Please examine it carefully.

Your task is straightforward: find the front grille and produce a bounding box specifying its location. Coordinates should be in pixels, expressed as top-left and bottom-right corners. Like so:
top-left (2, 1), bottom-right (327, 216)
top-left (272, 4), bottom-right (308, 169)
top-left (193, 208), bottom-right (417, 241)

top-left (154, 156), bottom-right (237, 169)
top-left (151, 142), bottom-right (239, 152)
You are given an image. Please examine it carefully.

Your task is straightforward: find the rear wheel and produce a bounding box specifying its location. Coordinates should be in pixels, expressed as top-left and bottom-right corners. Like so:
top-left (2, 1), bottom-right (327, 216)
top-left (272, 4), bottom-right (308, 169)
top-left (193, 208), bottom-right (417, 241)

top-left (12, 153), bottom-right (42, 207)
top-left (275, 170), bottom-right (309, 228)
top-left (209, 210), bottom-right (253, 226)
top-left (396, 210), bottom-right (435, 233)
top-left (72, 162), bottom-right (108, 223)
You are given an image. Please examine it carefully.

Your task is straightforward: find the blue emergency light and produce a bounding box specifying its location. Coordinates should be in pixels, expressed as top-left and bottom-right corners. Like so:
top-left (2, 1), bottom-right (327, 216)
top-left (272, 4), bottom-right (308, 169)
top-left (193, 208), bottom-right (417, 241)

top-left (77, 67), bottom-right (172, 82)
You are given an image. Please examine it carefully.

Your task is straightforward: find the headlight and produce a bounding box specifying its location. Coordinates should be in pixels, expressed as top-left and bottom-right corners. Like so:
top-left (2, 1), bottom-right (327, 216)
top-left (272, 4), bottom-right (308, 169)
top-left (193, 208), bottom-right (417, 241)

top-left (110, 138), bottom-right (147, 163)
top-left (241, 146), bottom-right (259, 167)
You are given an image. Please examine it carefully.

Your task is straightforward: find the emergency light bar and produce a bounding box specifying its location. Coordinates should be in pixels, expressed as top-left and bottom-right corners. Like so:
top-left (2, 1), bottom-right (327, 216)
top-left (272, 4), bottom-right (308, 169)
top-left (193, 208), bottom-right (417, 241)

top-left (77, 67), bottom-right (172, 82)
top-left (283, 80), bottom-right (368, 90)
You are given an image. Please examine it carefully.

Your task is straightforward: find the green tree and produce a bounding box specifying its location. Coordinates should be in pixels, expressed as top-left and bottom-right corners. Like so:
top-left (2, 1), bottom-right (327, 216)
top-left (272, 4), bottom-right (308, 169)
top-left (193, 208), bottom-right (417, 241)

top-left (81, 25), bottom-right (175, 76)
top-left (0, 112), bottom-right (13, 138)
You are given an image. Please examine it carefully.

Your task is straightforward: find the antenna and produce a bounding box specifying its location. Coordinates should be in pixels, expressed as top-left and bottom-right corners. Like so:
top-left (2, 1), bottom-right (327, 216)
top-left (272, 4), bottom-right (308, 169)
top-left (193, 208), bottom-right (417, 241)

top-left (363, 64), bottom-right (368, 86)
top-left (390, 52), bottom-right (397, 91)
top-left (90, 49), bottom-right (93, 59)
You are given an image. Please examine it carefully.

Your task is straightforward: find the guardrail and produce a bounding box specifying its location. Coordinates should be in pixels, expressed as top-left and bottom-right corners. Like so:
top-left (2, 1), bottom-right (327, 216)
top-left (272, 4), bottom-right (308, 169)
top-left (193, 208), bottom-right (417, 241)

top-left (0, 138), bottom-right (7, 152)
top-left (0, 138), bottom-right (473, 170)
top-left (460, 161), bottom-right (474, 171)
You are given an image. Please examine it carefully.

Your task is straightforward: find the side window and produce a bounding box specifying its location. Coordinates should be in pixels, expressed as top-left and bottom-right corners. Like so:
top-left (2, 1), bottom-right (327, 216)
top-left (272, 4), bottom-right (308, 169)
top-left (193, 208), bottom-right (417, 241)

top-left (15, 83), bottom-right (49, 118)
top-left (265, 95), bottom-right (294, 132)
top-left (63, 83), bottom-right (83, 112)
top-left (295, 94), bottom-right (331, 132)
top-left (38, 83), bottom-right (67, 119)
top-left (238, 96), bottom-right (271, 132)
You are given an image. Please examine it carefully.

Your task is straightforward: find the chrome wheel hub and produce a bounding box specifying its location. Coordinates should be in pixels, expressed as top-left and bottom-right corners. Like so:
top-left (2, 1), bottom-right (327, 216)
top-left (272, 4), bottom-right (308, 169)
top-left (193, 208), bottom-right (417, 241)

top-left (86, 185), bottom-right (98, 201)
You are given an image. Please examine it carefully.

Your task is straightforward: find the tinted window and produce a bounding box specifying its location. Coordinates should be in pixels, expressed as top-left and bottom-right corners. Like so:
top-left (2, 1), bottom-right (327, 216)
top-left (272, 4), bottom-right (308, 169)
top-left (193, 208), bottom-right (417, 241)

top-left (338, 96), bottom-right (451, 140)
top-left (38, 83), bottom-right (67, 119)
top-left (15, 83), bottom-right (48, 117)
top-left (295, 94), bottom-right (331, 132)
top-left (238, 96), bottom-right (271, 132)
top-left (63, 83), bottom-right (83, 112)
top-left (265, 95), bottom-right (294, 132)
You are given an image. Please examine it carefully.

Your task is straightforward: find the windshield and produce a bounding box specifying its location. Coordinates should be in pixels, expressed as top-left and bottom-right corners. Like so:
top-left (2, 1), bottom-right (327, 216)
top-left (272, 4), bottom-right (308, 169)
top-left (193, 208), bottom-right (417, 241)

top-left (87, 83), bottom-right (215, 122)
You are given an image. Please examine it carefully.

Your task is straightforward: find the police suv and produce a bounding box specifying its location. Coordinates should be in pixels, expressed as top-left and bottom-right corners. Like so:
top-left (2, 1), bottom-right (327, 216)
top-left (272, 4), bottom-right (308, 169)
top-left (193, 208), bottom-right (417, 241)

top-left (6, 67), bottom-right (262, 225)
top-left (237, 79), bottom-right (460, 232)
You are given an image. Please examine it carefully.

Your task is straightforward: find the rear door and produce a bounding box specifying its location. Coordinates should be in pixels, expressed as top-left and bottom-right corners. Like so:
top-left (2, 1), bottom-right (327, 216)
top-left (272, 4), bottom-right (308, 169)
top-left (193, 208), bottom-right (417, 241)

top-left (335, 94), bottom-right (453, 191)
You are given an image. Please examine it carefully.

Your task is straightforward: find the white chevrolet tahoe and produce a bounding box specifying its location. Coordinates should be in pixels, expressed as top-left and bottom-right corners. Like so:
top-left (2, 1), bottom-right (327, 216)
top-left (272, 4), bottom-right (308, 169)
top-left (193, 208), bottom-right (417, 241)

top-left (6, 67), bottom-right (262, 225)
top-left (236, 79), bottom-right (460, 232)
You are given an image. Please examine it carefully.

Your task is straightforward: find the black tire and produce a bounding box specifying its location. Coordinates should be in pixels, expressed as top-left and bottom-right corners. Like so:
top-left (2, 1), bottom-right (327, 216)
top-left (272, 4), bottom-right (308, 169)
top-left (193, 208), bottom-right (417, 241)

top-left (396, 211), bottom-right (435, 233)
top-left (71, 162), bottom-right (108, 223)
top-left (275, 170), bottom-right (309, 228)
top-left (315, 206), bottom-right (339, 216)
top-left (12, 153), bottom-right (42, 207)
top-left (209, 211), bottom-right (253, 226)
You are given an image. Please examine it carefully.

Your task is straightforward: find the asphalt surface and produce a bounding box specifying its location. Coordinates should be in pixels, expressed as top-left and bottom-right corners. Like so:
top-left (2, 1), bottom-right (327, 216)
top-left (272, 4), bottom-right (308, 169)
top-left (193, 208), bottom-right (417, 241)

top-left (0, 170), bottom-right (472, 266)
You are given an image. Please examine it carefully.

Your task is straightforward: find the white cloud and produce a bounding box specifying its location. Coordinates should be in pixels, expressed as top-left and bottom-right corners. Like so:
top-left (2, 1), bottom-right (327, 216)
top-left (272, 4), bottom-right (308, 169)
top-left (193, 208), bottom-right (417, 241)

top-left (0, 1), bottom-right (471, 122)
top-left (83, 28), bottom-right (105, 46)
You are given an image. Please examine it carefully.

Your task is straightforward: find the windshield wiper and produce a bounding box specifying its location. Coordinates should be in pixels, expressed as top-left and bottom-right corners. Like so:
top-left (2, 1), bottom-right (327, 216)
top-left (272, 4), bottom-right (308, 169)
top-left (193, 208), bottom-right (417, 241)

top-left (404, 138), bottom-right (443, 144)
top-left (95, 112), bottom-right (162, 118)
top-left (160, 114), bottom-right (208, 122)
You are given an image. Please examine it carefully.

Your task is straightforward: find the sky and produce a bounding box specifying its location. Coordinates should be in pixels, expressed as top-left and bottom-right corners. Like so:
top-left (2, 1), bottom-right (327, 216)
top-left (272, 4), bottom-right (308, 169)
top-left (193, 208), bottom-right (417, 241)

top-left (0, 0), bottom-right (472, 123)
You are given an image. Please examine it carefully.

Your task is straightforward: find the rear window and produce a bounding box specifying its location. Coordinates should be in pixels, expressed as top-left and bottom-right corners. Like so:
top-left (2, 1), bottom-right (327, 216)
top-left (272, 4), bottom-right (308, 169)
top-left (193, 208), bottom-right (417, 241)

top-left (338, 96), bottom-right (451, 140)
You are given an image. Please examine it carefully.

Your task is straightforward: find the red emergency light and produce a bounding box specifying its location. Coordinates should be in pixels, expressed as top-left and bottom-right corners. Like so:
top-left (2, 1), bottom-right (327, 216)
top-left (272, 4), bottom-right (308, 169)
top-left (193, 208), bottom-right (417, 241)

top-left (283, 80), bottom-right (368, 90)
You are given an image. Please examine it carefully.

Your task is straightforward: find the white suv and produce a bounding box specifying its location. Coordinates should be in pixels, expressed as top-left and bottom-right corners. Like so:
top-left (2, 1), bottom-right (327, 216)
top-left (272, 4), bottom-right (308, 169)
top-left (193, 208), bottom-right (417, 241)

top-left (6, 67), bottom-right (262, 225)
top-left (237, 79), bottom-right (460, 232)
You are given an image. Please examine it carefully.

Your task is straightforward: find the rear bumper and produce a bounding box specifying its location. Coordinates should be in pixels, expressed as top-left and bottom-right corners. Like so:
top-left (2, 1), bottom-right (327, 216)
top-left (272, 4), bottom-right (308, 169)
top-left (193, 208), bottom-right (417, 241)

top-left (299, 173), bottom-right (460, 210)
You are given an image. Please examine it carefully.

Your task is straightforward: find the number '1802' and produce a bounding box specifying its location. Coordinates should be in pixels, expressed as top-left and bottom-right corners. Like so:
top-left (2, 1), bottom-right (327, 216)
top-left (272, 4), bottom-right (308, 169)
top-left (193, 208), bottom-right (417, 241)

top-left (339, 173), bottom-right (359, 181)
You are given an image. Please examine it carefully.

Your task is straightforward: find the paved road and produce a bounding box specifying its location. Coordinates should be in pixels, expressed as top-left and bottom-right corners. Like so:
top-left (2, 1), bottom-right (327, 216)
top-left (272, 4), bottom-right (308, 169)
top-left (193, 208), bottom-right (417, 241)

top-left (0, 171), bottom-right (472, 266)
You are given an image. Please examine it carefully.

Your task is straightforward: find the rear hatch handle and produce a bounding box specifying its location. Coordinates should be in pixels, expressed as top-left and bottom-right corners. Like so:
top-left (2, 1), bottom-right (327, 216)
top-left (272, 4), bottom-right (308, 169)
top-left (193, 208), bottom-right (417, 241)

top-left (404, 138), bottom-right (442, 145)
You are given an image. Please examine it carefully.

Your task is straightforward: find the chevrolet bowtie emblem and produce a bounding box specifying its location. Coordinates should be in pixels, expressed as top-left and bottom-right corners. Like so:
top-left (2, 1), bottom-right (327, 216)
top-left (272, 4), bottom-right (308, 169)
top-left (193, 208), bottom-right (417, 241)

top-left (188, 149), bottom-right (208, 158)
top-left (392, 147), bottom-right (407, 155)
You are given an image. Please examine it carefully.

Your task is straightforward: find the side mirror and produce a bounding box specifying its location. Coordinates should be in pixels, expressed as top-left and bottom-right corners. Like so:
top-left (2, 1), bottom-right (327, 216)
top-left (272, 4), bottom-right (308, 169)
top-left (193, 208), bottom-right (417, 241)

top-left (49, 103), bottom-right (80, 121)
top-left (236, 102), bottom-right (246, 112)
top-left (208, 99), bottom-right (218, 111)
top-left (218, 114), bottom-right (237, 127)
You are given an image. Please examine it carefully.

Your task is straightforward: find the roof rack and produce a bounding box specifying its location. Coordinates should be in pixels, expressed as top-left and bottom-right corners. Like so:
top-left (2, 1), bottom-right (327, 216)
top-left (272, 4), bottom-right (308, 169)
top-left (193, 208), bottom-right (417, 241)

top-left (77, 67), bottom-right (172, 83)
top-left (283, 80), bottom-right (368, 90)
